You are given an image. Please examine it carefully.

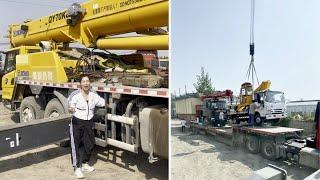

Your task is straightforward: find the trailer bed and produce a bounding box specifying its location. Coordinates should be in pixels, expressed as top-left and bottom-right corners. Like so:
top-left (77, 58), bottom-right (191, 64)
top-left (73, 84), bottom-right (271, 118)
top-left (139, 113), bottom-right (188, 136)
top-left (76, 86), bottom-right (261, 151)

top-left (233, 126), bottom-right (303, 136)
top-left (190, 123), bottom-right (233, 139)
top-left (190, 122), bottom-right (303, 137)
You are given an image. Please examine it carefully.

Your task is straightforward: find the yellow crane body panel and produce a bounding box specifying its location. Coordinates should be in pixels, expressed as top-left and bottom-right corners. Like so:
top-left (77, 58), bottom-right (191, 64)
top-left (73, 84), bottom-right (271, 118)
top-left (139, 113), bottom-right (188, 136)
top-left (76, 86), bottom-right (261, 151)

top-left (2, 71), bottom-right (16, 100)
top-left (254, 80), bottom-right (271, 93)
top-left (16, 52), bottom-right (68, 83)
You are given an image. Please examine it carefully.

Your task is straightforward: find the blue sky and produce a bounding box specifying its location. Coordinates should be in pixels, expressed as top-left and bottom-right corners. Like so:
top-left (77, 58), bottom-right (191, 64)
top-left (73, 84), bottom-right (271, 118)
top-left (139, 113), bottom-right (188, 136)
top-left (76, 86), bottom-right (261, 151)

top-left (171, 0), bottom-right (320, 101)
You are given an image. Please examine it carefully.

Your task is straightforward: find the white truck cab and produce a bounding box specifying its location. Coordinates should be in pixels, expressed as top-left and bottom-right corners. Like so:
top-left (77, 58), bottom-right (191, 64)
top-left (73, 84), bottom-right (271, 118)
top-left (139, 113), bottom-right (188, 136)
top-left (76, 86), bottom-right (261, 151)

top-left (256, 90), bottom-right (287, 122)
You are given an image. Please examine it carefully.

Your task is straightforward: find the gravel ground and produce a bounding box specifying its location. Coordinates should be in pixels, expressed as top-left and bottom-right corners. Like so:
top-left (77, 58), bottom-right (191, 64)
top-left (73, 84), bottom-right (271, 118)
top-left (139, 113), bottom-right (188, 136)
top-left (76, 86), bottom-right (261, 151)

top-left (0, 103), bottom-right (19, 126)
top-left (0, 103), bottom-right (168, 180)
top-left (0, 145), bottom-right (168, 180)
top-left (171, 119), bottom-right (316, 180)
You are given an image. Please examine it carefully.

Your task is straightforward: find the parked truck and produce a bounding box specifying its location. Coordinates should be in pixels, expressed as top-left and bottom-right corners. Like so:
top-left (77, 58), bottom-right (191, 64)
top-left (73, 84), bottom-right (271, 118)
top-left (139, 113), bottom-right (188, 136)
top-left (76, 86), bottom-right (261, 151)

top-left (0, 0), bottom-right (169, 161)
top-left (190, 102), bottom-right (320, 169)
top-left (231, 81), bottom-right (287, 125)
top-left (198, 90), bottom-right (233, 127)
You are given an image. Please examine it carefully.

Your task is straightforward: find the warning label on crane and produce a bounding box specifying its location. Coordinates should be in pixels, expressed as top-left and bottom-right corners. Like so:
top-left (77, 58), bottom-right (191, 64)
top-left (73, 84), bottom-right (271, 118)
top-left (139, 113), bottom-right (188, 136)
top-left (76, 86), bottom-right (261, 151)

top-left (93, 0), bottom-right (148, 15)
top-left (120, 0), bottom-right (144, 7)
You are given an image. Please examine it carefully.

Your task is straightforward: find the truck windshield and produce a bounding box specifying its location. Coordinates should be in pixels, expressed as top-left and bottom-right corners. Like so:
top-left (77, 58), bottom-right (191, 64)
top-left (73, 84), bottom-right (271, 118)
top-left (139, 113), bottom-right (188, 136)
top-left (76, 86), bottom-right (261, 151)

top-left (209, 101), bottom-right (226, 109)
top-left (5, 50), bottom-right (19, 72)
top-left (265, 91), bottom-right (285, 103)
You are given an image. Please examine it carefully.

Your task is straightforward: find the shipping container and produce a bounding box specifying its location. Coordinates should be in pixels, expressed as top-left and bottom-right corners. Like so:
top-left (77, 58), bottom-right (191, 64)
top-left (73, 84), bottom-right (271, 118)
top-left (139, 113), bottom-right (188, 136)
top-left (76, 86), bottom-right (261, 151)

top-left (175, 97), bottom-right (202, 120)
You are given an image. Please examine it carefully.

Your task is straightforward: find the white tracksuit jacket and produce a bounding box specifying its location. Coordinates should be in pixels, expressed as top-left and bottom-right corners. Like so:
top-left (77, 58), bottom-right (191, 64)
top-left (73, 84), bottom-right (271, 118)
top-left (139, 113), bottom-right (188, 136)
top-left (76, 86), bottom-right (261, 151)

top-left (68, 90), bottom-right (105, 120)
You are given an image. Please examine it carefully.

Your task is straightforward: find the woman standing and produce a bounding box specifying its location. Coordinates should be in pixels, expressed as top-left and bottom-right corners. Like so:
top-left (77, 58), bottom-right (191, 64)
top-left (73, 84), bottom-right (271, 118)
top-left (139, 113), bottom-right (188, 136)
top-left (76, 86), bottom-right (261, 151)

top-left (68, 75), bottom-right (105, 179)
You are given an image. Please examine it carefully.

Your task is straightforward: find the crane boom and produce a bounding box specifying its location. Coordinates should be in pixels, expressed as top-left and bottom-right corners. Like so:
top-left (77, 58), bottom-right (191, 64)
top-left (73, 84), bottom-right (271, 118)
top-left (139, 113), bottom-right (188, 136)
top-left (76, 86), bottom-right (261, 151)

top-left (9, 0), bottom-right (168, 48)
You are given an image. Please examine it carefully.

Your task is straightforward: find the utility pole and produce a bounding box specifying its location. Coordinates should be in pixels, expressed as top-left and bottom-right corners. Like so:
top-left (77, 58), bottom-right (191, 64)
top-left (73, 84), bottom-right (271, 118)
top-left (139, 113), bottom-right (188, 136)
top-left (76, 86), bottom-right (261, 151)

top-left (185, 85), bottom-right (187, 96)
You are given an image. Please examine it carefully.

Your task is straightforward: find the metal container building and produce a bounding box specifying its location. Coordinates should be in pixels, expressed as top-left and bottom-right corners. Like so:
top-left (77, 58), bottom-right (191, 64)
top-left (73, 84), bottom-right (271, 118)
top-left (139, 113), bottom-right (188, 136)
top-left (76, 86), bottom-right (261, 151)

top-left (175, 97), bottom-right (202, 121)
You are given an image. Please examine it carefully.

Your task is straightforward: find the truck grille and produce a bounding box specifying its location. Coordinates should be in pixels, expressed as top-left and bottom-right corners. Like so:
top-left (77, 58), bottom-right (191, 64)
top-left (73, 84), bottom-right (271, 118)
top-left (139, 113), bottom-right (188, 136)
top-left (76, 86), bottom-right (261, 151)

top-left (272, 109), bottom-right (283, 114)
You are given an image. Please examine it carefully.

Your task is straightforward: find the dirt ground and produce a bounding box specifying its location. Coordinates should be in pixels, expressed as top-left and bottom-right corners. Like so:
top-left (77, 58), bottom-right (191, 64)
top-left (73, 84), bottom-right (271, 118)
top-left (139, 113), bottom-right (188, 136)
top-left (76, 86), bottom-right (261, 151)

top-left (171, 119), bottom-right (316, 180)
top-left (0, 103), bottom-right (168, 180)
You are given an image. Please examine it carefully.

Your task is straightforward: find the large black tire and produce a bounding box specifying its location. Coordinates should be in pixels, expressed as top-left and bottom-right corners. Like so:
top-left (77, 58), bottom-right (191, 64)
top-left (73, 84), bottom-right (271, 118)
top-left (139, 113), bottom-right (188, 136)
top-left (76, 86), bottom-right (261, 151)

top-left (254, 114), bottom-right (263, 126)
top-left (232, 116), bottom-right (240, 124)
top-left (246, 135), bottom-right (260, 154)
top-left (45, 98), bottom-right (70, 147)
top-left (19, 96), bottom-right (44, 123)
top-left (260, 140), bottom-right (277, 160)
top-left (44, 98), bottom-right (66, 118)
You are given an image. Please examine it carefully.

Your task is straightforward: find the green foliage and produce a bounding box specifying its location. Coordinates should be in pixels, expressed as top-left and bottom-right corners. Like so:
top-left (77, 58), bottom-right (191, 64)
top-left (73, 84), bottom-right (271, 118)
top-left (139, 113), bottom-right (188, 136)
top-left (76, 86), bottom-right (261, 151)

top-left (273, 117), bottom-right (291, 127)
top-left (193, 67), bottom-right (214, 95)
top-left (289, 112), bottom-right (315, 121)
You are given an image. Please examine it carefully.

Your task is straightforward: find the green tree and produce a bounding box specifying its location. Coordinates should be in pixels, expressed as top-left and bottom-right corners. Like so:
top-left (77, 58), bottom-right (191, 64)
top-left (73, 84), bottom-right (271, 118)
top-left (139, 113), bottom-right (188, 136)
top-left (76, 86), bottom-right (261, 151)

top-left (193, 67), bottom-right (214, 95)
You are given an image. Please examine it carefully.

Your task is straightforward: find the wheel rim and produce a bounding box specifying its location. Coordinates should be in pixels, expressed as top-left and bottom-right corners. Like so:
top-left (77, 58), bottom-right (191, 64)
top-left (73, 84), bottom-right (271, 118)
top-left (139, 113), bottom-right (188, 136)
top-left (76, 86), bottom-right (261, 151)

top-left (255, 117), bottom-right (261, 124)
top-left (22, 107), bottom-right (33, 122)
top-left (264, 144), bottom-right (274, 157)
top-left (248, 139), bottom-right (256, 151)
top-left (232, 117), bottom-right (236, 123)
top-left (49, 110), bottom-right (60, 118)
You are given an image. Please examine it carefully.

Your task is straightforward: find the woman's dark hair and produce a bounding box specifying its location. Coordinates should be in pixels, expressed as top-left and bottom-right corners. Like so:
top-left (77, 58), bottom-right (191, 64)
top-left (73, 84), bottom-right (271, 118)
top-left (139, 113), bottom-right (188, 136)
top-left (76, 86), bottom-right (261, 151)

top-left (80, 74), bottom-right (90, 83)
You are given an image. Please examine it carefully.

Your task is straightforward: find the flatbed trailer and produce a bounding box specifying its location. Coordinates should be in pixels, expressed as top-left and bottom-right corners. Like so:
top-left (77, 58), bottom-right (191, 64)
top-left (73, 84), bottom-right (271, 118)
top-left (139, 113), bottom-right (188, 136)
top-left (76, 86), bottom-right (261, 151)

top-left (190, 122), bottom-right (320, 169)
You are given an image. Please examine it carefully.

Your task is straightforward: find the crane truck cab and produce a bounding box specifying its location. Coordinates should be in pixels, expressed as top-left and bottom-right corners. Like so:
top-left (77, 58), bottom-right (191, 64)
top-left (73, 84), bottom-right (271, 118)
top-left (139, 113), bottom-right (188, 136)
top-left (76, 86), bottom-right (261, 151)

top-left (256, 90), bottom-right (286, 122)
top-left (199, 90), bottom-right (233, 127)
top-left (202, 98), bottom-right (228, 127)
top-left (233, 81), bottom-right (287, 125)
top-left (2, 46), bottom-right (41, 101)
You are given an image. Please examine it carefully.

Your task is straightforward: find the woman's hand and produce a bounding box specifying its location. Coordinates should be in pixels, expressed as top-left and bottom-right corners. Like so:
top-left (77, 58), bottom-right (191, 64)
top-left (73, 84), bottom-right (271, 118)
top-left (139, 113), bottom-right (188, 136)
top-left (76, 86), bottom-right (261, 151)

top-left (68, 107), bottom-right (75, 113)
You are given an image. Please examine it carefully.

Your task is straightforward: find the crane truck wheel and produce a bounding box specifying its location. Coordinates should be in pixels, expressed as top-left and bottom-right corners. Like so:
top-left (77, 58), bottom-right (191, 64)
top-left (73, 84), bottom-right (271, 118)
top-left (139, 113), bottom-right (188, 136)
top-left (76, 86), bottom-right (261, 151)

top-left (44, 98), bottom-right (65, 118)
top-left (232, 116), bottom-right (240, 124)
top-left (254, 114), bottom-right (263, 126)
top-left (260, 140), bottom-right (276, 160)
top-left (19, 96), bottom-right (44, 123)
top-left (45, 98), bottom-right (70, 147)
top-left (246, 135), bottom-right (260, 154)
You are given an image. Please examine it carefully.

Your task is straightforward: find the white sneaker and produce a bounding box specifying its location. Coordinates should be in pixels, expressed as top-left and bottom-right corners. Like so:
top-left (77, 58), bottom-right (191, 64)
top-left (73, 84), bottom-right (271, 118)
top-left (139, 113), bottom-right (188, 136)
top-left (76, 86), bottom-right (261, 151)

top-left (82, 163), bottom-right (94, 172)
top-left (74, 168), bottom-right (84, 179)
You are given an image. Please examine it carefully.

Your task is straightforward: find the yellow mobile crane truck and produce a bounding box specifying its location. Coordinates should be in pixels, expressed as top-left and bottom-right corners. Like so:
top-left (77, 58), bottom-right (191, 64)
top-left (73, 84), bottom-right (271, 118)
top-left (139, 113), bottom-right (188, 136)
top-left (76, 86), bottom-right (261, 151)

top-left (231, 81), bottom-right (287, 125)
top-left (0, 0), bottom-right (168, 161)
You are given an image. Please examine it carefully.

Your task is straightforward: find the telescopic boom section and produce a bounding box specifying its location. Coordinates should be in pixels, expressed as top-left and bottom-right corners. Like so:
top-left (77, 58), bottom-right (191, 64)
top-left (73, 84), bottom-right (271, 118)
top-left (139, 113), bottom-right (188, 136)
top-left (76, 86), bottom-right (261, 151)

top-left (9, 0), bottom-right (169, 49)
